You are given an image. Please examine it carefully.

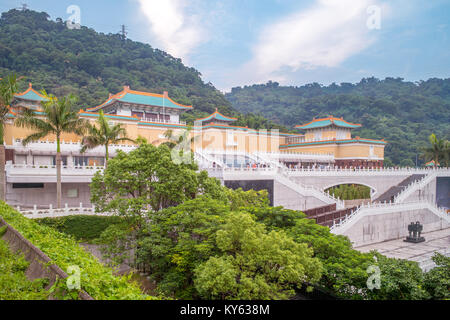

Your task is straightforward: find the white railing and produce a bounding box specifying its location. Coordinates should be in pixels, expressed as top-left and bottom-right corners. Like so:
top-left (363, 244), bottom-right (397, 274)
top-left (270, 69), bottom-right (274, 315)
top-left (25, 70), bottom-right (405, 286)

top-left (258, 151), bottom-right (334, 161)
top-left (286, 167), bottom-right (450, 176)
top-left (140, 118), bottom-right (186, 125)
top-left (194, 151), bottom-right (225, 168)
top-left (11, 138), bottom-right (137, 155)
top-left (204, 165), bottom-right (450, 176)
top-left (18, 203), bottom-right (113, 219)
top-left (330, 200), bottom-right (450, 234)
top-left (6, 163), bottom-right (105, 173)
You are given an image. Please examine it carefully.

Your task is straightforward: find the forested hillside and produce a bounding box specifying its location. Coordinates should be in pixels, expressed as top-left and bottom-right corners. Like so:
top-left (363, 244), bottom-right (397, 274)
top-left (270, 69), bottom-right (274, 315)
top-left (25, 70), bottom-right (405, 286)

top-left (226, 79), bottom-right (450, 165)
top-left (0, 9), bottom-right (287, 131)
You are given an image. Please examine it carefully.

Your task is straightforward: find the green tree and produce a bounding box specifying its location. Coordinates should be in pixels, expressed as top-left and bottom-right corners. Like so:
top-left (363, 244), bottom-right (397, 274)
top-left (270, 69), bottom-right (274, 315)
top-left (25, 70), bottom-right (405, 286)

top-left (136, 197), bottom-right (230, 298)
top-left (194, 212), bottom-right (323, 300)
top-left (423, 253), bottom-right (450, 299)
top-left (366, 253), bottom-right (429, 300)
top-left (15, 93), bottom-right (88, 208)
top-left (80, 110), bottom-right (135, 166)
top-left (90, 143), bottom-right (224, 219)
top-left (0, 73), bottom-right (21, 201)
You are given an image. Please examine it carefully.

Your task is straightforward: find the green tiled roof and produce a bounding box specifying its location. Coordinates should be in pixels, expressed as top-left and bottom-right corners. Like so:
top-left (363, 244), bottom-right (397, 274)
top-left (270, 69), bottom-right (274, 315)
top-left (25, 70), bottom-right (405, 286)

top-left (14, 84), bottom-right (49, 102)
top-left (87, 88), bottom-right (192, 111)
top-left (296, 117), bottom-right (362, 130)
top-left (197, 109), bottom-right (237, 123)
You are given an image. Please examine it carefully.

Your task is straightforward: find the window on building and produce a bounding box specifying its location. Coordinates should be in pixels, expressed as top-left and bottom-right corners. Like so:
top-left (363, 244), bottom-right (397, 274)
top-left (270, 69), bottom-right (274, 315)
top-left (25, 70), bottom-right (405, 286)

top-left (88, 157), bottom-right (105, 166)
top-left (315, 131), bottom-right (322, 141)
top-left (159, 114), bottom-right (170, 122)
top-left (52, 156), bottom-right (68, 166)
top-left (145, 112), bottom-right (158, 121)
top-left (15, 155), bottom-right (27, 164)
top-left (13, 183), bottom-right (44, 189)
top-left (132, 111), bottom-right (144, 119)
top-left (67, 189), bottom-right (78, 198)
top-left (74, 156), bottom-right (89, 166)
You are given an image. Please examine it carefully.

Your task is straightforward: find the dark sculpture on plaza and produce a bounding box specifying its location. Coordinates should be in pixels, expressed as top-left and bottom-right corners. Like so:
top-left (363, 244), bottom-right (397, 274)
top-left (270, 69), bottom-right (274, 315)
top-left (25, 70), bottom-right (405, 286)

top-left (404, 221), bottom-right (425, 243)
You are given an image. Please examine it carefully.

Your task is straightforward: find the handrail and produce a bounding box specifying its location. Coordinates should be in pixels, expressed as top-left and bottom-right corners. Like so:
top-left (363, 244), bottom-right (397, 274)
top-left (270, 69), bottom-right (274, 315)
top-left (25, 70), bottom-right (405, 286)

top-left (18, 203), bottom-right (112, 219)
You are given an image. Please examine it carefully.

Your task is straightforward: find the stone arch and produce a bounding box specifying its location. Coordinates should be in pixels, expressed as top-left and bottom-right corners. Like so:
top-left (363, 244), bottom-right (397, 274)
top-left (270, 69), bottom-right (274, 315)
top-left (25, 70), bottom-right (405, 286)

top-left (323, 181), bottom-right (378, 200)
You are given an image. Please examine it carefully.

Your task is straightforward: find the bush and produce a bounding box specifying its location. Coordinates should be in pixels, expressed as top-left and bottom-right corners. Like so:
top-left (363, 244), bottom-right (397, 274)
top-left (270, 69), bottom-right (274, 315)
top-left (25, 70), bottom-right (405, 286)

top-left (0, 202), bottom-right (156, 300)
top-left (36, 215), bottom-right (122, 242)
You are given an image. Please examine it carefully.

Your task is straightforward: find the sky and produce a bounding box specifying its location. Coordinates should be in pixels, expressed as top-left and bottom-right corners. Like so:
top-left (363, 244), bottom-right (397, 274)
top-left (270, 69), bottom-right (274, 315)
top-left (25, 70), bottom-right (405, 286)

top-left (0, 0), bottom-right (449, 92)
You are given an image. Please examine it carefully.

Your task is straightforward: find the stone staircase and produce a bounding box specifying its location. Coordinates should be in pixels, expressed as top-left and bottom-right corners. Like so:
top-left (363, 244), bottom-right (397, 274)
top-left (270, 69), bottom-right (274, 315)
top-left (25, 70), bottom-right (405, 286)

top-left (374, 174), bottom-right (425, 203)
top-left (304, 204), bottom-right (357, 227)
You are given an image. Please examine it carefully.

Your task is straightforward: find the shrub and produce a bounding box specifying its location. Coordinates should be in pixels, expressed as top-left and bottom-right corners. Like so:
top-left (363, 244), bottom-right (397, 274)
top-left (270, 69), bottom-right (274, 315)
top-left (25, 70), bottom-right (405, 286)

top-left (36, 215), bottom-right (122, 242)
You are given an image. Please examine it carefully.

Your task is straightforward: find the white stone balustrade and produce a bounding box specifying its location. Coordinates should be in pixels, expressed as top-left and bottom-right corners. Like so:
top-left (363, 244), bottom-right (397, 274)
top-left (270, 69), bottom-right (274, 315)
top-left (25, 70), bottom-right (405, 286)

top-left (286, 166), bottom-right (450, 176)
top-left (10, 138), bottom-right (137, 156)
top-left (19, 203), bottom-right (113, 219)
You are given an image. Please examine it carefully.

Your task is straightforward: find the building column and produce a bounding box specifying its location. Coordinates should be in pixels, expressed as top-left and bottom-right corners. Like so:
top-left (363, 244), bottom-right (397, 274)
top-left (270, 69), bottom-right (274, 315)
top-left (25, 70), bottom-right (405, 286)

top-left (27, 151), bottom-right (33, 165)
top-left (67, 153), bottom-right (74, 168)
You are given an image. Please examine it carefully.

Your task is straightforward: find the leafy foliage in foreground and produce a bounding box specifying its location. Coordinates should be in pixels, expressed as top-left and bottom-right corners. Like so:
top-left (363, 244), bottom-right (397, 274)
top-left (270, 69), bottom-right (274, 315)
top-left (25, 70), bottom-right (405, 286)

top-left (0, 238), bottom-right (49, 300)
top-left (248, 205), bottom-right (438, 300)
top-left (0, 202), bottom-right (155, 300)
top-left (135, 197), bottom-right (322, 300)
top-left (423, 253), bottom-right (450, 299)
top-left (226, 79), bottom-right (450, 165)
top-left (194, 212), bottom-right (322, 300)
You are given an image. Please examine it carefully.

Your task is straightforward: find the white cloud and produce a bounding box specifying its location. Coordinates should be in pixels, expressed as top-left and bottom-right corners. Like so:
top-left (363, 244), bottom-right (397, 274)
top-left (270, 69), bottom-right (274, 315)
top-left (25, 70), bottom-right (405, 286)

top-left (136, 0), bottom-right (207, 60)
top-left (246, 0), bottom-right (387, 83)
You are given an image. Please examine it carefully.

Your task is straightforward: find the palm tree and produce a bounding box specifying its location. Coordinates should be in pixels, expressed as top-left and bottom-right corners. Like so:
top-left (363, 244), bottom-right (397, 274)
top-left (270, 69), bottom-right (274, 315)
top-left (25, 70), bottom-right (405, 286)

top-left (0, 74), bottom-right (22, 201)
top-left (15, 93), bottom-right (88, 208)
top-left (80, 110), bottom-right (135, 166)
top-left (420, 133), bottom-right (448, 167)
top-left (157, 126), bottom-right (198, 149)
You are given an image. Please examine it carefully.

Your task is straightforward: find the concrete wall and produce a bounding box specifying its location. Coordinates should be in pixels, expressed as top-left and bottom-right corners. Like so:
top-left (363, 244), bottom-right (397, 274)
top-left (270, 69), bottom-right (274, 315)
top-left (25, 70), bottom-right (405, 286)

top-left (344, 199), bottom-right (371, 208)
top-left (341, 208), bottom-right (450, 247)
top-left (273, 180), bottom-right (327, 211)
top-left (6, 183), bottom-right (91, 208)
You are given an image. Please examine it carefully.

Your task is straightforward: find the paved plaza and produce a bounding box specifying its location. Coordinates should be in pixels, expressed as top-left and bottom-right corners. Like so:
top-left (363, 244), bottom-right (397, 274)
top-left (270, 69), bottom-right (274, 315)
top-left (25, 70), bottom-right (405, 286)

top-left (355, 228), bottom-right (450, 271)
